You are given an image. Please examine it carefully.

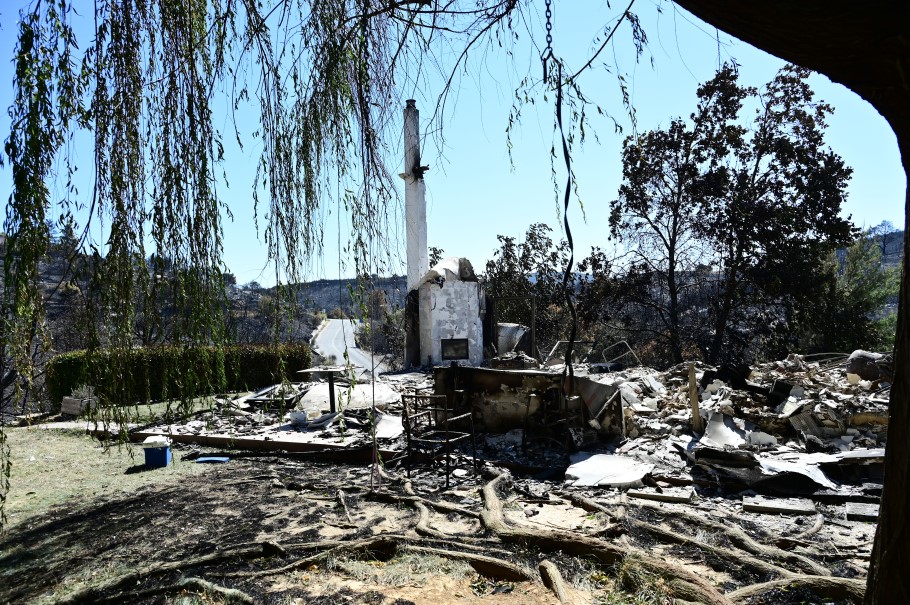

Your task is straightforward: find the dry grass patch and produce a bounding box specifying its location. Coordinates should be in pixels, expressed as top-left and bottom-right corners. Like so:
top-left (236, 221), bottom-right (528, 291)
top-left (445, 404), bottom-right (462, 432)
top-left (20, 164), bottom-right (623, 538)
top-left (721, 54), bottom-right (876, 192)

top-left (3, 427), bottom-right (211, 528)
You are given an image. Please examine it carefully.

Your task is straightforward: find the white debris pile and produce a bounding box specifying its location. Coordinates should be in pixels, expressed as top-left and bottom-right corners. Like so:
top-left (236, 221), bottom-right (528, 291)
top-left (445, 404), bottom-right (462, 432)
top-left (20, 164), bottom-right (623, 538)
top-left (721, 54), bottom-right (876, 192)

top-left (603, 352), bottom-right (889, 457)
top-left (134, 370), bottom-right (432, 447)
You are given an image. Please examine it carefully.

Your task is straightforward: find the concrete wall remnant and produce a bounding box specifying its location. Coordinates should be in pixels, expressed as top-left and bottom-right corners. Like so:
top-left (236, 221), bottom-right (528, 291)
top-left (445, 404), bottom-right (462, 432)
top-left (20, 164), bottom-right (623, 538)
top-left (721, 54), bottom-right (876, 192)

top-left (432, 365), bottom-right (623, 435)
top-left (418, 257), bottom-right (484, 366)
top-left (434, 365), bottom-right (563, 430)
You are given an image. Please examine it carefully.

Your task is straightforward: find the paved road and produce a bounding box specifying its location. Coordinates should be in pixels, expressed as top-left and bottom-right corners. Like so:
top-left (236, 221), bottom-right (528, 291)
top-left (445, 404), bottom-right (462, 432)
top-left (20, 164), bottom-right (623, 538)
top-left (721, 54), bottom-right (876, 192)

top-left (312, 319), bottom-right (388, 378)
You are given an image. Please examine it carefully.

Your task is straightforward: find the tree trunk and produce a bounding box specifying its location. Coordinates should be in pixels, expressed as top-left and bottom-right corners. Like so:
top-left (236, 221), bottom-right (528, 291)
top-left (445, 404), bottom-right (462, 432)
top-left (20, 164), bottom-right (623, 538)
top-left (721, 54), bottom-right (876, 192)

top-left (668, 3), bottom-right (909, 602)
top-left (865, 130), bottom-right (910, 605)
top-left (706, 269), bottom-right (737, 365)
top-left (667, 235), bottom-right (684, 363)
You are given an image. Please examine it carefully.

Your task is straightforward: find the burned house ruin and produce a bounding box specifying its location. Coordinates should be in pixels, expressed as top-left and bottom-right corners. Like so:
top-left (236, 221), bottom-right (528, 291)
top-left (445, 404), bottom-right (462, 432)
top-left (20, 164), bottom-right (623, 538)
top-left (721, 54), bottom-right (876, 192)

top-left (116, 101), bottom-right (889, 562)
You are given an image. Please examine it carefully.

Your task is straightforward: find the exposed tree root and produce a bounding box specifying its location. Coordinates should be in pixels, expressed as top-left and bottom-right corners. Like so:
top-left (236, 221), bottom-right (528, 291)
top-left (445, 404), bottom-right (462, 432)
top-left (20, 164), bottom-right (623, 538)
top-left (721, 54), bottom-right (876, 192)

top-left (773, 515), bottom-right (826, 551)
top-left (215, 540), bottom-right (288, 557)
top-left (218, 537), bottom-right (398, 578)
top-left (794, 513), bottom-right (825, 540)
top-left (94, 577), bottom-right (255, 605)
top-left (727, 575), bottom-right (866, 603)
top-left (54, 542), bottom-right (282, 605)
top-left (631, 518), bottom-right (793, 580)
top-left (481, 472), bottom-right (735, 605)
top-left (556, 489), bottom-right (861, 604)
top-left (568, 494), bottom-right (795, 580)
top-left (415, 499), bottom-right (462, 539)
top-left (406, 545), bottom-right (532, 581)
top-left (281, 534), bottom-right (507, 557)
top-left (367, 480), bottom-right (483, 542)
top-left (402, 479), bottom-right (457, 539)
top-left (564, 491), bottom-right (830, 577)
top-left (34, 468), bottom-right (859, 605)
top-left (366, 487), bottom-right (481, 518)
top-left (539, 559), bottom-right (575, 604)
top-left (403, 479), bottom-right (480, 515)
top-left (405, 536), bottom-right (513, 557)
top-left (224, 537), bottom-right (526, 584)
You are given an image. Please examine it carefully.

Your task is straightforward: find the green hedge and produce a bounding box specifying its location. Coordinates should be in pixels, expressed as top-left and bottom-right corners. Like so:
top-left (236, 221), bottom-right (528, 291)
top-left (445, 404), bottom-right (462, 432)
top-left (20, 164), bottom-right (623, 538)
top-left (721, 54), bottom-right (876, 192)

top-left (46, 343), bottom-right (312, 406)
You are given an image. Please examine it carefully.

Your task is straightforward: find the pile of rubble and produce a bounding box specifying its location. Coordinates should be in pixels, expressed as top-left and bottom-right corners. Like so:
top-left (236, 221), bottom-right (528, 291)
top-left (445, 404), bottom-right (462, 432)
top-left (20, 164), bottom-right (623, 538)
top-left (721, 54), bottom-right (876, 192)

top-left (133, 369), bottom-right (434, 454)
top-left (552, 350), bottom-right (888, 504)
top-left (611, 355), bottom-right (890, 453)
top-left (612, 352), bottom-right (888, 450)
top-left (134, 350), bottom-right (890, 509)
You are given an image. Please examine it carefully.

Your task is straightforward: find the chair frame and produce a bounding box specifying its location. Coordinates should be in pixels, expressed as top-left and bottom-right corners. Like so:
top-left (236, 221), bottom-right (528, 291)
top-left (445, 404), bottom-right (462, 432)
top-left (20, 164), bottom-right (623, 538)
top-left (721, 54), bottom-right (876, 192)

top-left (401, 392), bottom-right (477, 487)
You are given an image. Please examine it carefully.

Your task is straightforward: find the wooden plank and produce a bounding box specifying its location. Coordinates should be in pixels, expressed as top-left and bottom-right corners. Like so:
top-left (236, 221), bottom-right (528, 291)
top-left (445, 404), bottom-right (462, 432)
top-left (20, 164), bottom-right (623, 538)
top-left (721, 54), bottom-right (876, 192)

top-left (845, 502), bottom-right (879, 522)
top-left (627, 487), bottom-right (695, 504)
top-left (848, 412), bottom-right (888, 426)
top-left (742, 495), bottom-right (816, 515)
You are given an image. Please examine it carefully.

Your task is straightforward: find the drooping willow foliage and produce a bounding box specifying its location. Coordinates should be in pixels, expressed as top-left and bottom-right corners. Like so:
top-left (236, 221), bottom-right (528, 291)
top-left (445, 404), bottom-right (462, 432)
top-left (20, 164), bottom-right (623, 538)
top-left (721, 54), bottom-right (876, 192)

top-left (1, 0), bottom-right (647, 520)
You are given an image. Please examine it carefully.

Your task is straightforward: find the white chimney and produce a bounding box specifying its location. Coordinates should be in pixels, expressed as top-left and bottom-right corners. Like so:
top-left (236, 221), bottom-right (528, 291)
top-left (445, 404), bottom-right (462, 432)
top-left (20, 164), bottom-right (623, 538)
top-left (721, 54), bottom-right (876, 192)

top-left (403, 99), bottom-right (428, 291)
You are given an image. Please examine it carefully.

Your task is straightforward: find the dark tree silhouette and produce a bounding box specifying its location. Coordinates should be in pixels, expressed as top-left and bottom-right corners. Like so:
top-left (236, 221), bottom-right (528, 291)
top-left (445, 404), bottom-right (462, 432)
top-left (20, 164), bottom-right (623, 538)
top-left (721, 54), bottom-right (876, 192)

top-left (610, 64), bottom-right (854, 364)
top-left (669, 5), bottom-right (909, 602)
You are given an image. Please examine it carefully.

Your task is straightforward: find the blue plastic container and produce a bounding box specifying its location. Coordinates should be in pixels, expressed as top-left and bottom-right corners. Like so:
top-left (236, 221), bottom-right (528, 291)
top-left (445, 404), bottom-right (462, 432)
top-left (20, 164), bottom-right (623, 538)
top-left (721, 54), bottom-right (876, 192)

top-left (144, 446), bottom-right (172, 468)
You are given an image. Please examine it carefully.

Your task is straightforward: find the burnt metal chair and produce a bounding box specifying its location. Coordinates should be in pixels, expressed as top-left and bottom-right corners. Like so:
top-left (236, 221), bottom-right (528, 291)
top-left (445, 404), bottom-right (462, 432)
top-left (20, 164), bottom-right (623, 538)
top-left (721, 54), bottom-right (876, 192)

top-left (401, 392), bottom-right (477, 487)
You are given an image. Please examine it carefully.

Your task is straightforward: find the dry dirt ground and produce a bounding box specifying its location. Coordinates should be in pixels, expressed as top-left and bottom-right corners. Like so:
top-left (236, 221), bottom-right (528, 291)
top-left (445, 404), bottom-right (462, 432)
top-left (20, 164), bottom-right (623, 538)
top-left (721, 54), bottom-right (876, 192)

top-left (1, 429), bottom-right (872, 605)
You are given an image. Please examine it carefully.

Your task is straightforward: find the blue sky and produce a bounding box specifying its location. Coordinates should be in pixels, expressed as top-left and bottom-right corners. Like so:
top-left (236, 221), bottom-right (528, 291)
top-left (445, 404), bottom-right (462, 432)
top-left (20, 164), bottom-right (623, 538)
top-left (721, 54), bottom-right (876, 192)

top-left (1, 2), bottom-right (905, 287)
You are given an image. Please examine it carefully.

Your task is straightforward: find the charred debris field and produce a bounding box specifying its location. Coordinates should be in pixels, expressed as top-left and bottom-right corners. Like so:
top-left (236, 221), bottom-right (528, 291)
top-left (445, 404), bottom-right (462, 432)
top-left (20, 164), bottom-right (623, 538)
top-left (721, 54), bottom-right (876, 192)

top-left (0, 352), bottom-right (886, 605)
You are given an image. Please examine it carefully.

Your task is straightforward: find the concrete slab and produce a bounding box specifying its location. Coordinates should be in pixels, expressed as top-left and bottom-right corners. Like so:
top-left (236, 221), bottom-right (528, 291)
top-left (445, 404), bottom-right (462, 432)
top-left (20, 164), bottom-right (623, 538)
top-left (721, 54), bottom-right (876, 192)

top-left (845, 502), bottom-right (879, 522)
top-left (627, 487), bottom-right (695, 503)
top-left (742, 495), bottom-right (816, 515)
top-left (132, 425), bottom-right (396, 457)
top-left (30, 420), bottom-right (135, 433)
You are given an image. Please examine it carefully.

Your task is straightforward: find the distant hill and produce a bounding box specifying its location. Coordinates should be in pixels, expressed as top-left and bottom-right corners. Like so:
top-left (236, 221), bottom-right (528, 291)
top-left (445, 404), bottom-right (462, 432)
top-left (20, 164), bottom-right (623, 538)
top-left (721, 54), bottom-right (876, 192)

top-left (273, 275), bottom-right (408, 314)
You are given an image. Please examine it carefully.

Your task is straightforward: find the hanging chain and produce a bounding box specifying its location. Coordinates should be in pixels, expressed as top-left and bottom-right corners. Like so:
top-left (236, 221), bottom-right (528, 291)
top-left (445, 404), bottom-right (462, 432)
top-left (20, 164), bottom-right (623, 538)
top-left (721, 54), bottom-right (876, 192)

top-left (538, 0), bottom-right (578, 394)
top-left (541, 0), bottom-right (554, 80)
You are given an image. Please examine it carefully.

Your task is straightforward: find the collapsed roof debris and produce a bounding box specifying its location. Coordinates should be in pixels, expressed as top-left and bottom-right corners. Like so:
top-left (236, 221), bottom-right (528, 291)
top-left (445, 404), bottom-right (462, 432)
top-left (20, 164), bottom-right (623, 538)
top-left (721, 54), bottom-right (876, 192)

top-left (131, 350), bottom-right (888, 512)
top-left (565, 453), bottom-right (654, 488)
top-left (133, 369), bottom-right (432, 456)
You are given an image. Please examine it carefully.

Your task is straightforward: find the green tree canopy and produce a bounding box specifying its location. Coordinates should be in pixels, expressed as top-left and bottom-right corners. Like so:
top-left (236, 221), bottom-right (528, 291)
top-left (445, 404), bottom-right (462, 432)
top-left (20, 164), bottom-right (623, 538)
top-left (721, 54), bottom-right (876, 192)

top-left (806, 231), bottom-right (900, 353)
top-left (482, 223), bottom-right (572, 357)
